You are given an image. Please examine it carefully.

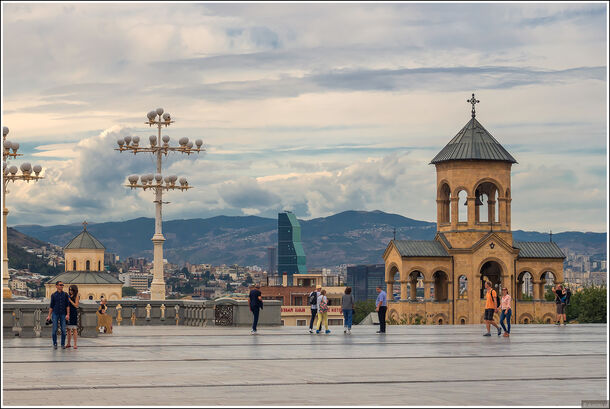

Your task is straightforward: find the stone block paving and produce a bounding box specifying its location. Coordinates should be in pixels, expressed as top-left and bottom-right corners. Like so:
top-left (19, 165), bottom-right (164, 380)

top-left (2, 324), bottom-right (607, 406)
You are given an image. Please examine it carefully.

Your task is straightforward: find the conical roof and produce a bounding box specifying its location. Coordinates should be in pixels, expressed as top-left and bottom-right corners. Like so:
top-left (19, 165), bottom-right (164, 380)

top-left (430, 117), bottom-right (517, 164)
top-left (64, 229), bottom-right (105, 250)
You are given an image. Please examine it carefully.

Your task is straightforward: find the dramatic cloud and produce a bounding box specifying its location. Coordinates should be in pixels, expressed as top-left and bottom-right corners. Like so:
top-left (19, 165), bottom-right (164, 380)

top-left (1, 3), bottom-right (607, 232)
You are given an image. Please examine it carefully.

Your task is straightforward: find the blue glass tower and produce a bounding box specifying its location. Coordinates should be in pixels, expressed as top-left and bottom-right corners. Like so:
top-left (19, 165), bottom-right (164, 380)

top-left (277, 211), bottom-right (307, 286)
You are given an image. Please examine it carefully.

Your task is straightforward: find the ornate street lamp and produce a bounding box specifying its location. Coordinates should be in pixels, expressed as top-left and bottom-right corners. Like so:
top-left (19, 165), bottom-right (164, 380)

top-left (116, 108), bottom-right (204, 300)
top-left (2, 126), bottom-right (44, 298)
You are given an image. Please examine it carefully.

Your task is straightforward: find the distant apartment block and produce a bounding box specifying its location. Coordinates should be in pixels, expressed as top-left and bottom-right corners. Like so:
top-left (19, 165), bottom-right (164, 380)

top-left (346, 264), bottom-right (385, 303)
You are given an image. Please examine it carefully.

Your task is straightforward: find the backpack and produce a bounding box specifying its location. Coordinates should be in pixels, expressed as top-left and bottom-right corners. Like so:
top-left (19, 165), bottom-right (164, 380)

top-left (565, 288), bottom-right (572, 305)
top-left (319, 298), bottom-right (329, 313)
top-left (491, 289), bottom-right (500, 308)
top-left (309, 292), bottom-right (317, 306)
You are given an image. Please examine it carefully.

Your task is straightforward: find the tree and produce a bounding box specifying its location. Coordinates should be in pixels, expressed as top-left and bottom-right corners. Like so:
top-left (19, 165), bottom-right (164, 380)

top-left (567, 286), bottom-right (606, 323)
top-left (108, 264), bottom-right (119, 273)
top-left (122, 287), bottom-right (138, 297)
top-left (544, 286), bottom-right (556, 302)
top-left (354, 300), bottom-right (377, 325)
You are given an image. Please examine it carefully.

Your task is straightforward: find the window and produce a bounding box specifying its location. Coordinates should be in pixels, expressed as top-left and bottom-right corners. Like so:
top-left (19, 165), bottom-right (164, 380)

top-left (72, 260), bottom-right (76, 270)
top-left (98, 260), bottom-right (101, 270)
top-left (280, 320), bottom-right (285, 326)
top-left (296, 319), bottom-right (307, 326)
top-left (328, 319), bottom-right (343, 326)
top-left (86, 260), bottom-right (90, 271)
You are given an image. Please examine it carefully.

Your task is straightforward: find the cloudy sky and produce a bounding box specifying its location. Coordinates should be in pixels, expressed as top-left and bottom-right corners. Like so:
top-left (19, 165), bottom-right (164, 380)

top-left (1, 2), bottom-right (607, 232)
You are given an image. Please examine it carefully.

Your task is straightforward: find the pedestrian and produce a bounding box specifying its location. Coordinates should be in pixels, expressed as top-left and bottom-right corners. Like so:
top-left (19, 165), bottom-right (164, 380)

top-left (498, 287), bottom-right (512, 338)
top-left (342, 287), bottom-right (355, 334)
top-left (375, 286), bottom-right (387, 334)
top-left (66, 284), bottom-right (80, 349)
top-left (249, 283), bottom-right (263, 335)
top-left (564, 286), bottom-right (572, 324)
top-left (308, 286), bottom-right (321, 333)
top-left (316, 289), bottom-right (330, 334)
top-left (554, 284), bottom-right (566, 325)
top-left (483, 281), bottom-right (502, 337)
top-left (46, 281), bottom-right (70, 349)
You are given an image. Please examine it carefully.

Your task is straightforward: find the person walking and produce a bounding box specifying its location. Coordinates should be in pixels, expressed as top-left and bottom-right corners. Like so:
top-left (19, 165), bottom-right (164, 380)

top-left (375, 286), bottom-right (387, 334)
top-left (65, 285), bottom-right (80, 349)
top-left (308, 286), bottom-right (321, 333)
top-left (498, 287), bottom-right (512, 338)
top-left (46, 281), bottom-right (70, 349)
top-left (483, 281), bottom-right (502, 337)
top-left (554, 284), bottom-right (566, 325)
top-left (341, 287), bottom-right (355, 334)
top-left (316, 289), bottom-right (330, 334)
top-left (249, 283), bottom-right (263, 335)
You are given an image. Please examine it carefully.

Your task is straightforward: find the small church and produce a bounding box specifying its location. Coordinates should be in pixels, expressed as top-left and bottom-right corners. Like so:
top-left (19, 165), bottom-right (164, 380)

top-left (383, 94), bottom-right (565, 325)
top-left (45, 222), bottom-right (123, 300)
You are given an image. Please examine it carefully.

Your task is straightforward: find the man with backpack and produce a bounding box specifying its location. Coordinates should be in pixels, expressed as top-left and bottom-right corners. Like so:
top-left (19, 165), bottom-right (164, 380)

top-left (308, 286), bottom-right (321, 333)
top-left (483, 281), bottom-right (502, 337)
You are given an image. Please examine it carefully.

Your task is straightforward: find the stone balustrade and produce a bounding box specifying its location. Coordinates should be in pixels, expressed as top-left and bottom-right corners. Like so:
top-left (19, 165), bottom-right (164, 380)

top-left (3, 298), bottom-right (282, 337)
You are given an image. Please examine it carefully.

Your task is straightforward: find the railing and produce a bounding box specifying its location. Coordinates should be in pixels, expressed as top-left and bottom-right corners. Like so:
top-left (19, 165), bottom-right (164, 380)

top-left (3, 299), bottom-right (282, 337)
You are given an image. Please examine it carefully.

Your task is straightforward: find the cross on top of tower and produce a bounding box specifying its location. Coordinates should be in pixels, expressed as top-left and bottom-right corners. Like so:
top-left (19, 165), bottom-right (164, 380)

top-left (82, 220), bottom-right (88, 231)
top-left (467, 93), bottom-right (480, 118)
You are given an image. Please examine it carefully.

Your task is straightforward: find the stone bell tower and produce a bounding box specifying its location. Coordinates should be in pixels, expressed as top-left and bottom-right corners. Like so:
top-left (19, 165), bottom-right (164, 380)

top-left (431, 93), bottom-right (517, 249)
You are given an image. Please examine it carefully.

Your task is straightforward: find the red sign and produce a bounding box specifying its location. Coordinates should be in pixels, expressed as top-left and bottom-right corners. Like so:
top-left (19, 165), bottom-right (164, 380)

top-left (281, 306), bottom-right (342, 313)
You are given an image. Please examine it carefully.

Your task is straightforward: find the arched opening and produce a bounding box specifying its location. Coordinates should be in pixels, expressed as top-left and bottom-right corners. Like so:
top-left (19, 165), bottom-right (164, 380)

top-left (460, 318), bottom-right (466, 325)
top-left (98, 260), bottom-right (101, 271)
top-left (494, 190), bottom-right (500, 223)
top-left (517, 271), bottom-right (534, 300)
top-left (391, 267), bottom-right (401, 301)
top-left (480, 260), bottom-right (502, 299)
top-left (523, 318), bottom-right (530, 324)
top-left (474, 181), bottom-right (500, 224)
top-left (409, 271), bottom-right (424, 301)
top-left (458, 190), bottom-right (468, 222)
top-left (439, 183), bottom-right (451, 224)
top-left (438, 318), bottom-right (443, 325)
top-left (86, 260), bottom-right (90, 271)
top-left (545, 317), bottom-right (552, 324)
top-left (72, 260), bottom-right (76, 271)
top-left (541, 271), bottom-right (556, 300)
top-left (458, 275), bottom-right (468, 299)
top-left (433, 271), bottom-right (449, 301)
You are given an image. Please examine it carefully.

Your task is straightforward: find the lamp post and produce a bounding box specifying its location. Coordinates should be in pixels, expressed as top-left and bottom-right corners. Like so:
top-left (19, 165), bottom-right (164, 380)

top-left (116, 108), bottom-right (204, 300)
top-left (2, 126), bottom-right (44, 298)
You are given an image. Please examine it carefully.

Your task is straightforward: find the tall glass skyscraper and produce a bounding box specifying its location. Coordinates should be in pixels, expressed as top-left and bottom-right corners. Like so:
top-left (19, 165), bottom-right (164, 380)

top-left (277, 211), bottom-right (307, 285)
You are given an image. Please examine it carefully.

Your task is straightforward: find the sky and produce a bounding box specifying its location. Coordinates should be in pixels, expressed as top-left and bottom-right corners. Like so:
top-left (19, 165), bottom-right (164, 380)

top-left (1, 2), bottom-right (608, 232)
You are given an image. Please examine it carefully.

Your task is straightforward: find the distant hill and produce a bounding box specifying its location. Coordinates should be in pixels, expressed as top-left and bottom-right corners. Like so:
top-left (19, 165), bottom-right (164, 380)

top-left (13, 210), bottom-right (606, 267)
top-left (6, 228), bottom-right (63, 276)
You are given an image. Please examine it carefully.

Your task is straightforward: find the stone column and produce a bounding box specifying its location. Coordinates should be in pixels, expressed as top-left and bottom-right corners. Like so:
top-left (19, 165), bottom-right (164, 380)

top-left (447, 281), bottom-right (453, 301)
top-left (506, 198), bottom-right (512, 230)
top-left (532, 280), bottom-right (541, 300)
top-left (436, 199), bottom-right (443, 228)
top-left (386, 282), bottom-right (394, 301)
top-left (424, 280), bottom-right (433, 301)
top-left (400, 281), bottom-right (408, 301)
top-left (467, 197), bottom-right (476, 226)
top-left (451, 197), bottom-right (459, 228)
top-left (410, 279), bottom-right (418, 300)
top-left (488, 200), bottom-right (496, 225)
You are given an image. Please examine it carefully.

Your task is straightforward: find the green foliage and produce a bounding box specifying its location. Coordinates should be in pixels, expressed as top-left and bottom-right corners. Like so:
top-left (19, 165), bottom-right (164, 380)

top-left (354, 300), bottom-right (376, 324)
top-left (108, 264), bottom-right (119, 273)
top-left (567, 286), bottom-right (607, 323)
top-left (520, 293), bottom-right (533, 301)
top-left (544, 287), bottom-right (556, 302)
top-left (122, 286), bottom-right (138, 297)
top-left (7, 243), bottom-right (63, 276)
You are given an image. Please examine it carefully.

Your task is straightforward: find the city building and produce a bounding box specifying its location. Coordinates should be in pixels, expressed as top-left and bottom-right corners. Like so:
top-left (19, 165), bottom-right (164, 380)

top-left (119, 271), bottom-right (153, 292)
top-left (277, 211), bottom-right (307, 286)
top-left (383, 97), bottom-right (565, 325)
top-left (266, 247), bottom-right (277, 275)
top-left (44, 223), bottom-right (123, 300)
top-left (260, 273), bottom-right (345, 326)
top-left (346, 264), bottom-right (385, 302)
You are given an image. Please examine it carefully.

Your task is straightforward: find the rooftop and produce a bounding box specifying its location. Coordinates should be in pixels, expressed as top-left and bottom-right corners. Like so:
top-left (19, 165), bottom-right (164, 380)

top-left (391, 239), bottom-right (451, 257)
top-left (45, 270), bottom-right (122, 284)
top-left (64, 228), bottom-right (105, 250)
top-left (514, 240), bottom-right (566, 259)
top-left (3, 324), bottom-right (606, 406)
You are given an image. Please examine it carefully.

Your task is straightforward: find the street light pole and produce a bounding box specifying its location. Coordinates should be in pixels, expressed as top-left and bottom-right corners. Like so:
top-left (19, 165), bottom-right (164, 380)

top-left (2, 126), bottom-right (44, 298)
top-left (116, 108), bottom-right (204, 300)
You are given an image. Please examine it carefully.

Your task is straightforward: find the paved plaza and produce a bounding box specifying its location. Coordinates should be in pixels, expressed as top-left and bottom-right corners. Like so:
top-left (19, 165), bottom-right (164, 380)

top-left (2, 324), bottom-right (607, 406)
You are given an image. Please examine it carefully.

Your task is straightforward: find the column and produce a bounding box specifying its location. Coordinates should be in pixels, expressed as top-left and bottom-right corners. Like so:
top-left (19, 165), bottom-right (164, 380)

top-left (400, 281), bottom-right (408, 301)
top-left (424, 280), bottom-right (433, 301)
top-left (467, 197), bottom-right (476, 226)
top-left (532, 280), bottom-right (541, 300)
top-left (446, 280), bottom-right (453, 301)
top-left (3, 206), bottom-right (12, 299)
top-left (436, 199), bottom-right (443, 227)
top-left (410, 279), bottom-right (417, 300)
top-left (498, 198), bottom-right (506, 227)
top-left (488, 200), bottom-right (496, 225)
top-left (451, 197), bottom-right (459, 228)
top-left (506, 198), bottom-right (512, 230)
top-left (386, 282), bottom-right (394, 301)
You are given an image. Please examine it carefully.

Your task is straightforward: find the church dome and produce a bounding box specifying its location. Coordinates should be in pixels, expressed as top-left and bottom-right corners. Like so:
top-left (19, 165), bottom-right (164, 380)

top-left (64, 226), bottom-right (105, 250)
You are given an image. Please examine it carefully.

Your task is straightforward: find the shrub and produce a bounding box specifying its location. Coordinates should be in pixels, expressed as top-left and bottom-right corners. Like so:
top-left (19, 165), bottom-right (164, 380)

top-left (567, 286), bottom-right (606, 323)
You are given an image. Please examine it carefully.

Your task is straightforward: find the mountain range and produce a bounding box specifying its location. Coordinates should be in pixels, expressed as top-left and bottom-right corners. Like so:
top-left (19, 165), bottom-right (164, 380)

top-left (13, 210), bottom-right (607, 267)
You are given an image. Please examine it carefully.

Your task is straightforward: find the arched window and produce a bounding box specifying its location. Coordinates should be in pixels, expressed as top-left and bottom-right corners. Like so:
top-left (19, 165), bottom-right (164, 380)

top-left (458, 275), bottom-right (468, 299)
top-left (458, 190), bottom-right (468, 222)
top-left (517, 271), bottom-right (533, 300)
top-left (475, 181), bottom-right (500, 224)
top-left (433, 271), bottom-right (449, 301)
top-left (409, 271), bottom-right (424, 301)
top-left (439, 183), bottom-right (451, 224)
top-left (98, 260), bottom-right (101, 271)
top-left (392, 269), bottom-right (401, 301)
top-left (86, 260), bottom-right (90, 271)
top-left (72, 260), bottom-right (76, 271)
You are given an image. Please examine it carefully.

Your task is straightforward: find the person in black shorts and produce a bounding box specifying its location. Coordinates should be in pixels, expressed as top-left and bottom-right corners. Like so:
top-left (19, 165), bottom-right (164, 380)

top-left (483, 281), bottom-right (501, 337)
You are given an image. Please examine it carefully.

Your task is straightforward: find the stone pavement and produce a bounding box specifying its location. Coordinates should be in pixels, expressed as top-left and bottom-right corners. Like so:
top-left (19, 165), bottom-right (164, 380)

top-left (2, 324), bottom-right (607, 406)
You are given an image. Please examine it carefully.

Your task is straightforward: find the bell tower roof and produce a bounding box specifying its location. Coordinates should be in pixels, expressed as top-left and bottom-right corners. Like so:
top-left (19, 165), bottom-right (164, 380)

top-left (430, 94), bottom-right (517, 165)
top-left (64, 221), bottom-right (105, 250)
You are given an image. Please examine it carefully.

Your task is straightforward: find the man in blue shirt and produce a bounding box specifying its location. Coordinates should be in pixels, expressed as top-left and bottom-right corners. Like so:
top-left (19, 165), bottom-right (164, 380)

top-left (376, 286), bottom-right (387, 334)
top-left (47, 281), bottom-right (70, 349)
top-left (248, 283), bottom-right (263, 335)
